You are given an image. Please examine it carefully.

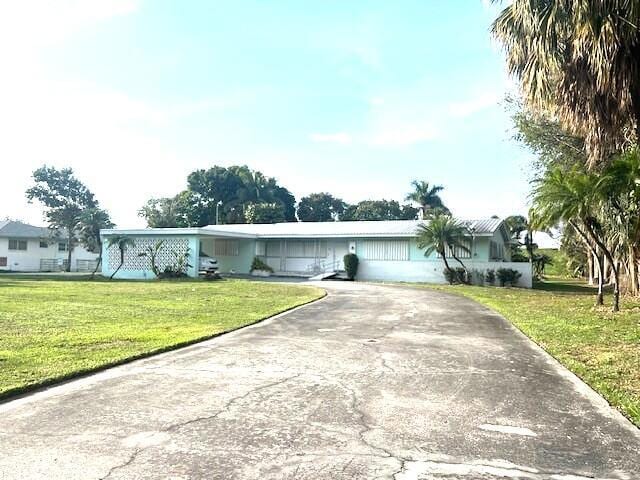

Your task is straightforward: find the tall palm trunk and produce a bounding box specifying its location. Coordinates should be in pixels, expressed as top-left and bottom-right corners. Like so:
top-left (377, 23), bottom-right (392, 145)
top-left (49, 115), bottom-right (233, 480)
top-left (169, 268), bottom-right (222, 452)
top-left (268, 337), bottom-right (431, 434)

top-left (594, 253), bottom-right (605, 306)
top-left (569, 220), bottom-right (604, 306)
top-left (440, 249), bottom-right (454, 283)
top-left (110, 249), bottom-right (125, 280)
top-left (629, 245), bottom-right (640, 296)
top-left (584, 221), bottom-right (620, 312)
top-left (66, 242), bottom-right (73, 273)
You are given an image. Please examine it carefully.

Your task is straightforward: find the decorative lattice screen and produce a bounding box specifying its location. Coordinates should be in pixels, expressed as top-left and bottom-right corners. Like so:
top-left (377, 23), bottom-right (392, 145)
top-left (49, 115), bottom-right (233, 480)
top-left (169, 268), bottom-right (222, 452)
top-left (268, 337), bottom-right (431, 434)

top-left (107, 237), bottom-right (190, 272)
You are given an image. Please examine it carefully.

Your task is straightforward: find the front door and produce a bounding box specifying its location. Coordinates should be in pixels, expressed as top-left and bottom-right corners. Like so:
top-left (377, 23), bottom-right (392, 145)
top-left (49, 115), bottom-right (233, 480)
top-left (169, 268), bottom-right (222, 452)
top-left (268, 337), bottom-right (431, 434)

top-left (328, 240), bottom-right (349, 271)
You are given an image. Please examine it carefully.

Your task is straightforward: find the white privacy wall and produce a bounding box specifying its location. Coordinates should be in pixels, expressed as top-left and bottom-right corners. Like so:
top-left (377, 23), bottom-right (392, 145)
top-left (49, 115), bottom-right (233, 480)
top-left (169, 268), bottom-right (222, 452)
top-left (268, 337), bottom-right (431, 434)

top-left (356, 260), bottom-right (533, 288)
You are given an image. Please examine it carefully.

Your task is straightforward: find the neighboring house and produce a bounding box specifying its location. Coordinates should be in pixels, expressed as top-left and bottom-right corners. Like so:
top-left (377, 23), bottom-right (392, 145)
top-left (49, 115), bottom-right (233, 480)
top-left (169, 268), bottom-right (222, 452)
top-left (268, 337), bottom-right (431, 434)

top-left (0, 220), bottom-right (99, 272)
top-left (101, 218), bottom-right (532, 287)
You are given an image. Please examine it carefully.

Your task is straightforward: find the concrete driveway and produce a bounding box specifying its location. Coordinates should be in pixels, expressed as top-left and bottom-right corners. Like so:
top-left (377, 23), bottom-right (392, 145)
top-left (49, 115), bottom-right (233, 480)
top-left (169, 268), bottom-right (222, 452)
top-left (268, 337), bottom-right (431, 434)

top-left (0, 283), bottom-right (638, 479)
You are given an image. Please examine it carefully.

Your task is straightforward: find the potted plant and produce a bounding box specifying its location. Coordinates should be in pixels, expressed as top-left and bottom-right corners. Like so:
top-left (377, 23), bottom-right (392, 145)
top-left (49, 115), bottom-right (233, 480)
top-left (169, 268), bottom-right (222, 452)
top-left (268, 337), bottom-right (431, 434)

top-left (251, 257), bottom-right (273, 277)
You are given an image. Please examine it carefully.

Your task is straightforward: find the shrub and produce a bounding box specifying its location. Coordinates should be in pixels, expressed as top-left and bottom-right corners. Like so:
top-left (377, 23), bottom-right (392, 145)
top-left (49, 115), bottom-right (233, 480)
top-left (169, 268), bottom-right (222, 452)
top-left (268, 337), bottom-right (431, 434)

top-left (443, 267), bottom-right (469, 285)
top-left (485, 269), bottom-right (495, 285)
top-left (251, 257), bottom-right (273, 272)
top-left (470, 269), bottom-right (485, 286)
top-left (496, 268), bottom-right (522, 287)
top-left (455, 268), bottom-right (469, 284)
top-left (158, 250), bottom-right (192, 278)
top-left (343, 253), bottom-right (359, 280)
top-left (443, 268), bottom-right (456, 285)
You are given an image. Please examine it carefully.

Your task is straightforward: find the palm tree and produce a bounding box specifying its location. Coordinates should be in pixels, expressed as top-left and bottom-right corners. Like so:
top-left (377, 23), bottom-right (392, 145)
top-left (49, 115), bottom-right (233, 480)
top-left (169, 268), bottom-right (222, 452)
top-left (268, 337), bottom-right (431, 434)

top-left (596, 148), bottom-right (640, 295)
top-left (492, 1), bottom-right (640, 166)
top-left (504, 214), bottom-right (537, 263)
top-left (106, 235), bottom-right (135, 280)
top-left (77, 208), bottom-right (113, 277)
top-left (416, 214), bottom-right (470, 279)
top-left (405, 181), bottom-right (449, 218)
top-left (531, 167), bottom-right (620, 311)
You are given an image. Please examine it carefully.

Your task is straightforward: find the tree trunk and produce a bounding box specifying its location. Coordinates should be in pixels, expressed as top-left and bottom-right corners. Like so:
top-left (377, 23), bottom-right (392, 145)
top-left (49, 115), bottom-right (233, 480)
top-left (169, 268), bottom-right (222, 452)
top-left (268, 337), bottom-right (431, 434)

top-left (440, 250), bottom-right (454, 283)
top-left (569, 220), bottom-right (604, 306)
top-left (451, 253), bottom-right (468, 283)
top-left (587, 252), bottom-right (594, 286)
top-left (595, 253), bottom-right (604, 306)
top-left (110, 250), bottom-right (125, 280)
top-left (584, 221), bottom-right (620, 312)
top-left (90, 241), bottom-right (102, 278)
top-left (628, 245), bottom-right (640, 296)
top-left (66, 242), bottom-right (73, 273)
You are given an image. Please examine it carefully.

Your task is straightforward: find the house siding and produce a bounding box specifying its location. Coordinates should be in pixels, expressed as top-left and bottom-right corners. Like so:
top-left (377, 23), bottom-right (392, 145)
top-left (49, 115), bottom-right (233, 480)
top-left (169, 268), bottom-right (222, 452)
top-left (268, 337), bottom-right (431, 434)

top-left (0, 237), bottom-right (98, 272)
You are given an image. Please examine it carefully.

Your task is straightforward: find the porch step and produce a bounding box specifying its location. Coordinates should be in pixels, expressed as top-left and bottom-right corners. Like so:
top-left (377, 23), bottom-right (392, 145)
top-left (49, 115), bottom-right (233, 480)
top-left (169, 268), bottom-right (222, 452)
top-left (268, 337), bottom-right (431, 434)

top-left (309, 271), bottom-right (338, 281)
top-left (309, 270), bottom-right (352, 281)
top-left (332, 270), bottom-right (350, 280)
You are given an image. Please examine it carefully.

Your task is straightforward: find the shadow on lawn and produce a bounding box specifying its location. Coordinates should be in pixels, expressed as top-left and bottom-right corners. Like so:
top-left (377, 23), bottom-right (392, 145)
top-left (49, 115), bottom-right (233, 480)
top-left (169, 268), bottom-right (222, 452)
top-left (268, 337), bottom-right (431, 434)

top-left (534, 277), bottom-right (601, 295)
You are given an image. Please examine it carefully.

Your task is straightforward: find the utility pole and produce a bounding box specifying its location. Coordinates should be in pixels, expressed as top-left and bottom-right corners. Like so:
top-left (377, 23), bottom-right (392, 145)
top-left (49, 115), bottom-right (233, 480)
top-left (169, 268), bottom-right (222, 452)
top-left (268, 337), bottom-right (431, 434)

top-left (215, 200), bottom-right (223, 225)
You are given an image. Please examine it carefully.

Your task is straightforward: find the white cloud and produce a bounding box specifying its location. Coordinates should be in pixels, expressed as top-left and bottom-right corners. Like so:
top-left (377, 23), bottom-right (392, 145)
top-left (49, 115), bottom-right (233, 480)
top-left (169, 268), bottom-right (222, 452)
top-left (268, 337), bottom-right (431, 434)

top-left (448, 91), bottom-right (500, 118)
top-left (309, 132), bottom-right (352, 144)
top-left (0, 0), bottom-right (140, 51)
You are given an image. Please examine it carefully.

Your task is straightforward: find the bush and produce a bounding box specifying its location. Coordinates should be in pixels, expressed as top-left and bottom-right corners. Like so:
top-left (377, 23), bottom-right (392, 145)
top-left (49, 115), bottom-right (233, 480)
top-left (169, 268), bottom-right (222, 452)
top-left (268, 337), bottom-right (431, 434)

top-left (251, 257), bottom-right (273, 272)
top-left (485, 269), bottom-right (495, 285)
top-left (343, 253), bottom-right (359, 280)
top-left (443, 268), bottom-right (456, 285)
top-left (470, 269), bottom-right (485, 286)
top-left (443, 267), bottom-right (469, 285)
top-left (496, 268), bottom-right (522, 287)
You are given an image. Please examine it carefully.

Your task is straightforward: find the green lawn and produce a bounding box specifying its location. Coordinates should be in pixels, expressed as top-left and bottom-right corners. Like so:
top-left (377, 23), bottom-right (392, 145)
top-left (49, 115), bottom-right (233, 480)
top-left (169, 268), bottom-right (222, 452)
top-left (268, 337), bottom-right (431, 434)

top-left (0, 275), bottom-right (323, 400)
top-left (427, 279), bottom-right (640, 427)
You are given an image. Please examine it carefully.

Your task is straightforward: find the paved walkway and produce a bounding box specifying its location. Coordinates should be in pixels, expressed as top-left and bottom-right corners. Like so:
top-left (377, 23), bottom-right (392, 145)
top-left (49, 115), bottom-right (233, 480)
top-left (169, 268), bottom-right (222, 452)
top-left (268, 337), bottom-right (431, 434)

top-left (0, 282), bottom-right (638, 479)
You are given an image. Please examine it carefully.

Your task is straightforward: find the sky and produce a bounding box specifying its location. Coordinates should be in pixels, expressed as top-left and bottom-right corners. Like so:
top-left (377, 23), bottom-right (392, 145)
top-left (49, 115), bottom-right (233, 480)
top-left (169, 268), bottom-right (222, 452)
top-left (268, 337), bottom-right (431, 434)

top-left (1, 1), bottom-right (550, 242)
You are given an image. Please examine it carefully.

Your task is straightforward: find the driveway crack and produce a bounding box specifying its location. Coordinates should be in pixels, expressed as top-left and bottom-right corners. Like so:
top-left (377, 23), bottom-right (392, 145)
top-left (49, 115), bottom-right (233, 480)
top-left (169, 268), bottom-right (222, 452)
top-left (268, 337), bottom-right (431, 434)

top-left (98, 374), bottom-right (301, 479)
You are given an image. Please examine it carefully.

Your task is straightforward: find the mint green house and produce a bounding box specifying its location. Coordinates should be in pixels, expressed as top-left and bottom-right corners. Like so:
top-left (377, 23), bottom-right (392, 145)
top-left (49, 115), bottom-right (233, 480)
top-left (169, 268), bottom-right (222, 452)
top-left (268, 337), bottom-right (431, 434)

top-left (100, 218), bottom-right (532, 287)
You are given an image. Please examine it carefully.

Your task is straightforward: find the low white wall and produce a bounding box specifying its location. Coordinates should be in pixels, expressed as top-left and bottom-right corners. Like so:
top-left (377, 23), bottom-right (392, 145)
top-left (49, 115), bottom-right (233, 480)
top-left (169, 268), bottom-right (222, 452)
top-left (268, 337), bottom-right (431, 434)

top-left (356, 260), bottom-right (533, 288)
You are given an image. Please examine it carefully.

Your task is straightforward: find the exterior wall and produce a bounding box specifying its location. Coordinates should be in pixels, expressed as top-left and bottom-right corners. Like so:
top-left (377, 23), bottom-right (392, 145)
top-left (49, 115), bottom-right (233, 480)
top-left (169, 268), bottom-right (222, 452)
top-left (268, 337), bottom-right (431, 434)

top-left (101, 235), bottom-right (199, 279)
top-left (355, 236), bottom-right (531, 288)
top-left (200, 238), bottom-right (255, 274)
top-left (0, 237), bottom-right (98, 272)
top-left (259, 239), bottom-right (348, 274)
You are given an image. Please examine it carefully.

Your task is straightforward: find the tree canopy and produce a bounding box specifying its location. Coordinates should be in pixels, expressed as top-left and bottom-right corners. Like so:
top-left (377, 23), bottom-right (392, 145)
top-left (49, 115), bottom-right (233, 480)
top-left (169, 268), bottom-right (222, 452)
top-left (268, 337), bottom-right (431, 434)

top-left (139, 165), bottom-right (296, 227)
top-left (405, 180), bottom-right (449, 216)
top-left (26, 166), bottom-right (102, 272)
top-left (493, 0), bottom-right (640, 165)
top-left (296, 193), bottom-right (346, 222)
top-left (342, 200), bottom-right (418, 221)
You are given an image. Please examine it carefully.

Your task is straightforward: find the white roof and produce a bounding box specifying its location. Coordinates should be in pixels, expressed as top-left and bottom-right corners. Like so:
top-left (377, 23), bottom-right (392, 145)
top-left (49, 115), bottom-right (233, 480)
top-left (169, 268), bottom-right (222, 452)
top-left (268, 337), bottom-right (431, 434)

top-left (102, 218), bottom-right (505, 239)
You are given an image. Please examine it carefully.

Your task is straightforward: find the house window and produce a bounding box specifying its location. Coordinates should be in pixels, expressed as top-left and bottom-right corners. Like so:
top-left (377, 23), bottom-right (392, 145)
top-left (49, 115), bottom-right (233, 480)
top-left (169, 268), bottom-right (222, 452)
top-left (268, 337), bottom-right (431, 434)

top-left (8, 239), bottom-right (27, 251)
top-left (214, 239), bottom-right (239, 256)
top-left (360, 240), bottom-right (409, 261)
top-left (489, 241), bottom-right (504, 260)
top-left (265, 241), bottom-right (281, 257)
top-left (58, 242), bottom-right (68, 252)
top-left (0, 257), bottom-right (7, 267)
top-left (40, 240), bottom-right (48, 248)
top-left (285, 240), bottom-right (327, 258)
top-left (446, 239), bottom-right (472, 259)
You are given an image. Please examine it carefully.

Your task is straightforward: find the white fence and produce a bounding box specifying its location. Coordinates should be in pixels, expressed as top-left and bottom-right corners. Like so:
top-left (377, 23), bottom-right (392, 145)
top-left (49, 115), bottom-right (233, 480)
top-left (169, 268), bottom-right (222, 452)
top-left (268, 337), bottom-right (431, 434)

top-left (356, 260), bottom-right (533, 288)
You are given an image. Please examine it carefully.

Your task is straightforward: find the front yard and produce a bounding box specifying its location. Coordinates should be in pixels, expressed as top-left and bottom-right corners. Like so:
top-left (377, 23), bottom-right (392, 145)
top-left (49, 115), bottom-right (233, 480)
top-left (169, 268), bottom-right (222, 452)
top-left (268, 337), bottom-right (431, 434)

top-left (429, 279), bottom-right (640, 427)
top-left (0, 275), bottom-right (323, 400)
